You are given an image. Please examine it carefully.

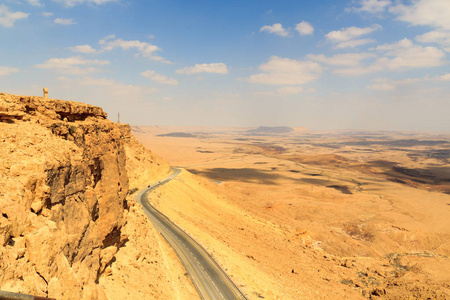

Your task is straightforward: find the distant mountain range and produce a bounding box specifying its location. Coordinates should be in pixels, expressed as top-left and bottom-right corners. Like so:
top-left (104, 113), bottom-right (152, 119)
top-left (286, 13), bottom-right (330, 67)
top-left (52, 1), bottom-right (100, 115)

top-left (246, 126), bottom-right (294, 134)
top-left (157, 132), bottom-right (197, 138)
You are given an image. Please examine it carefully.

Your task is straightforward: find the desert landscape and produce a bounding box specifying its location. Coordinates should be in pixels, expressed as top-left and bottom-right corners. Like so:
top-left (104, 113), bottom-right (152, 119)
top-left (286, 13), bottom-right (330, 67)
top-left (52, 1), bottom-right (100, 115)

top-left (132, 125), bottom-right (450, 299)
top-left (1, 91), bottom-right (450, 299)
top-left (1, 92), bottom-right (449, 299)
top-left (2, 0), bottom-right (450, 299)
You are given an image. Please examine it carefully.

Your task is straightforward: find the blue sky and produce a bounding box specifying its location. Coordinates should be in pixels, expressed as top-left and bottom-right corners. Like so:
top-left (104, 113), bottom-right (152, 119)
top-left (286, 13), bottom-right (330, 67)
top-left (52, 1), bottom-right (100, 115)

top-left (1, 0), bottom-right (449, 131)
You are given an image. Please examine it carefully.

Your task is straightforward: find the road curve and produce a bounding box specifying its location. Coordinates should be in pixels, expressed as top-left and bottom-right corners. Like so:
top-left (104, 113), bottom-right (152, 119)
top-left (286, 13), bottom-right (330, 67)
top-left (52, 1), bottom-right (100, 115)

top-left (136, 168), bottom-right (247, 300)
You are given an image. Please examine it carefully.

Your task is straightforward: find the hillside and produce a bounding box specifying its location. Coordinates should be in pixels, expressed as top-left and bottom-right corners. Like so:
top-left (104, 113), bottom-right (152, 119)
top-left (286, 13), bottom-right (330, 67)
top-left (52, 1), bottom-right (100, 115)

top-left (134, 125), bottom-right (450, 299)
top-left (0, 93), bottom-right (197, 299)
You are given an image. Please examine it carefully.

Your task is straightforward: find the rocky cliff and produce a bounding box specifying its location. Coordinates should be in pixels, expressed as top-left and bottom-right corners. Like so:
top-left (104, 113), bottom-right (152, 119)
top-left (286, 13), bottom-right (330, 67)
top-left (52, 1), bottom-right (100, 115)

top-left (0, 93), bottom-right (190, 299)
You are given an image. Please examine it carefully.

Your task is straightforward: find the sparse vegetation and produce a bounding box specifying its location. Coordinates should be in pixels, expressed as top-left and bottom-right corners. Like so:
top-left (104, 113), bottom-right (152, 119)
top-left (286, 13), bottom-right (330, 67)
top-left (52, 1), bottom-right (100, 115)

top-left (129, 187), bottom-right (139, 194)
top-left (343, 222), bottom-right (375, 242)
top-left (69, 125), bottom-right (77, 134)
top-left (351, 179), bottom-right (365, 191)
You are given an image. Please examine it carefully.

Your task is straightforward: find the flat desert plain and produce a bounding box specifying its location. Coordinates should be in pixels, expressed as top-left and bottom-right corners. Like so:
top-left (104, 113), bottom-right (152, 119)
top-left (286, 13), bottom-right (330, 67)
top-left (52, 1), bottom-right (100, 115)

top-left (133, 125), bottom-right (450, 299)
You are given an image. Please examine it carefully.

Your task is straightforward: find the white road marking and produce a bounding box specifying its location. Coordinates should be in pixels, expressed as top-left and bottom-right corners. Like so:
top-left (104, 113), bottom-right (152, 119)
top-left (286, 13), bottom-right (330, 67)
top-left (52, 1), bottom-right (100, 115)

top-left (139, 169), bottom-right (246, 300)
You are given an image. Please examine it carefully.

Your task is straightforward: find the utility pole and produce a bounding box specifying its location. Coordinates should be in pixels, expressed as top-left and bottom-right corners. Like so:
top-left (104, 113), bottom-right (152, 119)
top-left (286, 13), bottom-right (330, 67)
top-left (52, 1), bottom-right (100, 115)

top-left (118, 112), bottom-right (120, 124)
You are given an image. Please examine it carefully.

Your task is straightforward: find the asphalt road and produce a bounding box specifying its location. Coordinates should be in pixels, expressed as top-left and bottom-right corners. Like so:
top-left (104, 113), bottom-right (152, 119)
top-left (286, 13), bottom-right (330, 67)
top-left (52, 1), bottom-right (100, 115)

top-left (136, 168), bottom-right (247, 300)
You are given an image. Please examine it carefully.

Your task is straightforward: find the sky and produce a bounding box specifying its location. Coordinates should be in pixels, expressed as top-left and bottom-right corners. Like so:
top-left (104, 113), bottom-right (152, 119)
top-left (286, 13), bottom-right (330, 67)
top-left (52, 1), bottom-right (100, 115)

top-left (0, 0), bottom-right (449, 131)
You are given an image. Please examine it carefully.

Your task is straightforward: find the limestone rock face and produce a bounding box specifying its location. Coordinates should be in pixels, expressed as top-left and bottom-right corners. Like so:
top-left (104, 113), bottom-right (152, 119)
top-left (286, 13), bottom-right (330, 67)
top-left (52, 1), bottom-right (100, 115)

top-left (120, 124), bottom-right (171, 191)
top-left (0, 93), bottom-right (170, 299)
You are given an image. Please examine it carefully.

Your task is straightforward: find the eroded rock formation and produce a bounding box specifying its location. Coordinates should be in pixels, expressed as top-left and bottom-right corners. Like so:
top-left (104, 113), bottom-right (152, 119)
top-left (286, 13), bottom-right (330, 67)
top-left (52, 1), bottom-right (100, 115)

top-left (0, 93), bottom-right (172, 299)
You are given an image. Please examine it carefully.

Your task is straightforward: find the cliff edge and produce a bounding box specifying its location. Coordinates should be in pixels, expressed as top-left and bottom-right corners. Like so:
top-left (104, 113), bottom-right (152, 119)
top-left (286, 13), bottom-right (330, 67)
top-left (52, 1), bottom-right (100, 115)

top-left (0, 93), bottom-right (197, 299)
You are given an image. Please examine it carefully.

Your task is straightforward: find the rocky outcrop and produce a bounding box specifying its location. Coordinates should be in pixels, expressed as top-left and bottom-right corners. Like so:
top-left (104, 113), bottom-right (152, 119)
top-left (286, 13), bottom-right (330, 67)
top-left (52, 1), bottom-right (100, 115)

top-left (0, 94), bottom-right (107, 122)
top-left (0, 93), bottom-right (170, 299)
top-left (120, 125), bottom-right (171, 191)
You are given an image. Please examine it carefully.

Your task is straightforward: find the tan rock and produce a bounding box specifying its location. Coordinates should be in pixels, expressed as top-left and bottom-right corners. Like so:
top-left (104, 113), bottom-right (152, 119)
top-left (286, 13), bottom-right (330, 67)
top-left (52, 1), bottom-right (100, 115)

top-left (0, 92), bottom-right (185, 299)
top-left (0, 216), bottom-right (12, 246)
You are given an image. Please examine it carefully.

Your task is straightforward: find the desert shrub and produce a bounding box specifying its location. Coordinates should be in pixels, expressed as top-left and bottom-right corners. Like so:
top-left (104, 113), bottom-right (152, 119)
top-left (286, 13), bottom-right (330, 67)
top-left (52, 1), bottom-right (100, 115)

top-left (129, 187), bottom-right (139, 194)
top-left (69, 125), bottom-right (77, 134)
top-left (343, 222), bottom-right (375, 242)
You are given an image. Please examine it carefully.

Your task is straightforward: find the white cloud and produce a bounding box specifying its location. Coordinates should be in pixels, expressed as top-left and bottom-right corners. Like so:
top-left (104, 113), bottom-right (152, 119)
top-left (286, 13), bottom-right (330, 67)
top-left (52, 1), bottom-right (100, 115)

top-left (333, 64), bottom-right (383, 76)
top-left (416, 30), bottom-right (450, 51)
top-left (260, 23), bottom-right (288, 37)
top-left (276, 86), bottom-right (304, 95)
top-left (353, 0), bottom-right (391, 13)
top-left (366, 77), bottom-right (421, 90)
top-left (52, 0), bottom-right (118, 7)
top-left (42, 12), bottom-right (54, 17)
top-left (336, 38), bottom-right (376, 49)
top-left (325, 24), bottom-right (381, 48)
top-left (175, 63), bottom-right (228, 75)
top-left (391, 78), bottom-right (422, 85)
top-left (101, 38), bottom-right (158, 53)
top-left (367, 79), bottom-right (396, 91)
top-left (0, 5), bottom-right (29, 28)
top-left (257, 86), bottom-right (304, 97)
top-left (333, 38), bottom-right (446, 76)
top-left (438, 73), bottom-right (450, 81)
top-left (390, 0), bottom-right (450, 31)
top-left (247, 56), bottom-right (322, 85)
top-left (57, 76), bottom-right (157, 99)
top-left (0, 66), bottom-right (19, 76)
top-left (70, 45), bottom-right (98, 54)
top-left (308, 53), bottom-right (376, 67)
top-left (375, 38), bottom-right (446, 70)
top-left (26, 0), bottom-right (43, 6)
top-left (54, 18), bottom-right (76, 25)
top-left (99, 35), bottom-right (171, 63)
top-left (141, 70), bottom-right (178, 85)
top-left (296, 21), bottom-right (314, 35)
top-left (326, 25), bottom-right (381, 42)
top-left (36, 56), bottom-right (110, 75)
top-left (101, 34), bottom-right (115, 41)
top-left (365, 74), bottom-right (450, 90)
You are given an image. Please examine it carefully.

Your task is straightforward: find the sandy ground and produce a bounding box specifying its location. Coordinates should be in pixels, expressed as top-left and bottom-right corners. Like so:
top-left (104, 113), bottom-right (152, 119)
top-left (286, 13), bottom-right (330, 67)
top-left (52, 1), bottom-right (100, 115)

top-left (133, 126), bottom-right (450, 299)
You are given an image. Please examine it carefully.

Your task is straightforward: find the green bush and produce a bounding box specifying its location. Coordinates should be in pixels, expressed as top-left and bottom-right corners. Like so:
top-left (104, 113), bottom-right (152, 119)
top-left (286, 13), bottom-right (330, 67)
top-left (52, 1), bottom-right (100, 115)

top-left (129, 187), bottom-right (139, 194)
top-left (69, 125), bottom-right (77, 134)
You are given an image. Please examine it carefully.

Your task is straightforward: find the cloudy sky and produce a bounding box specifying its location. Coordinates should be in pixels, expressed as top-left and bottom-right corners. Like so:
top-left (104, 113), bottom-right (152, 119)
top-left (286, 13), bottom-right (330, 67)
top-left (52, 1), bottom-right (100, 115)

top-left (1, 0), bottom-right (449, 131)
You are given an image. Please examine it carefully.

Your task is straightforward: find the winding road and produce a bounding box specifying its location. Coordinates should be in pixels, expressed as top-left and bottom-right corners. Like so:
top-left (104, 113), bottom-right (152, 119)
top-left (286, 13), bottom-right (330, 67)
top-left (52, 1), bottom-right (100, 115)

top-left (136, 168), bottom-right (247, 300)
